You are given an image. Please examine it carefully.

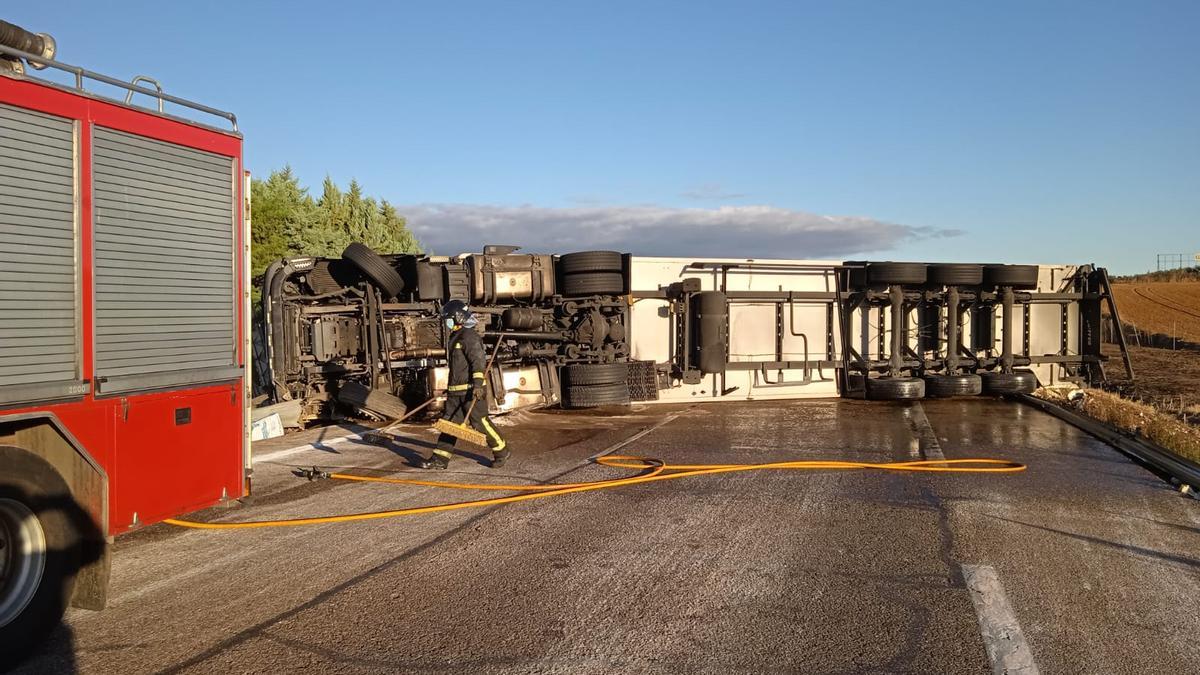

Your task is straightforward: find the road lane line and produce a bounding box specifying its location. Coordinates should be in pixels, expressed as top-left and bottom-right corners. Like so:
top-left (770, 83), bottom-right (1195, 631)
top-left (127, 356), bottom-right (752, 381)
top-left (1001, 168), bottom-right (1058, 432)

top-left (587, 413), bottom-right (681, 461)
top-left (253, 433), bottom-right (363, 464)
top-left (962, 564), bottom-right (1040, 675)
top-left (905, 402), bottom-right (946, 461)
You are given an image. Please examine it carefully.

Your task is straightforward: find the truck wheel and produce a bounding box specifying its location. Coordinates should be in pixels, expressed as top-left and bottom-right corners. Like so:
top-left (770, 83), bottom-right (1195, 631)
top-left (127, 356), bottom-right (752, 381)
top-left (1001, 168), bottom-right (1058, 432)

top-left (924, 373), bottom-right (982, 397)
top-left (0, 447), bottom-right (78, 668)
top-left (561, 272), bottom-right (624, 297)
top-left (563, 382), bottom-right (631, 408)
top-left (336, 381), bottom-right (409, 420)
top-left (982, 265), bottom-right (1039, 290)
top-left (563, 363), bottom-right (629, 386)
top-left (865, 376), bottom-right (925, 400)
top-left (559, 251), bottom-right (623, 275)
top-left (342, 243), bottom-right (405, 298)
top-left (926, 264), bottom-right (983, 287)
top-left (866, 262), bottom-right (927, 286)
top-left (981, 370), bottom-right (1038, 395)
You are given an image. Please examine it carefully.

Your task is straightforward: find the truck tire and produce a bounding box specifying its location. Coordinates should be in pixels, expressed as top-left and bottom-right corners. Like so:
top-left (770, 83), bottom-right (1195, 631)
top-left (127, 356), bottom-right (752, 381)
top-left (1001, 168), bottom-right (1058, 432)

top-left (336, 381), bottom-right (408, 420)
top-left (342, 243), bottom-right (405, 298)
top-left (0, 447), bottom-right (79, 669)
top-left (926, 264), bottom-right (983, 287)
top-left (563, 363), bottom-right (628, 387)
top-left (865, 376), bottom-right (925, 400)
top-left (982, 265), bottom-right (1039, 290)
top-left (562, 272), bottom-right (624, 297)
top-left (866, 262), bottom-right (927, 286)
top-left (559, 251), bottom-right (623, 275)
top-left (924, 373), bottom-right (982, 397)
top-left (563, 382), bottom-right (631, 408)
top-left (981, 370), bottom-right (1038, 395)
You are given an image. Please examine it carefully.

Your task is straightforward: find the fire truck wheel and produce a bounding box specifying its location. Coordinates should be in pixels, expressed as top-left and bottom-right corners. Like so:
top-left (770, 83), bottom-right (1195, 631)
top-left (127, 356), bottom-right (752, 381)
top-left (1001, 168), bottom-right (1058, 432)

top-left (0, 447), bottom-right (79, 668)
top-left (923, 373), bottom-right (983, 397)
top-left (865, 376), bottom-right (925, 400)
top-left (559, 251), bottom-right (623, 275)
top-left (981, 370), bottom-right (1039, 395)
top-left (563, 382), bottom-right (632, 408)
top-left (562, 272), bottom-right (624, 297)
top-left (342, 243), bottom-right (405, 298)
top-left (336, 381), bottom-right (409, 420)
top-left (563, 363), bottom-right (629, 387)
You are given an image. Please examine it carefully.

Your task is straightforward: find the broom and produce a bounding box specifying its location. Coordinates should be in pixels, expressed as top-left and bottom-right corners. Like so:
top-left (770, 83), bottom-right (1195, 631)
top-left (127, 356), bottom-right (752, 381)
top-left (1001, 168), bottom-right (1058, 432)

top-left (431, 334), bottom-right (503, 447)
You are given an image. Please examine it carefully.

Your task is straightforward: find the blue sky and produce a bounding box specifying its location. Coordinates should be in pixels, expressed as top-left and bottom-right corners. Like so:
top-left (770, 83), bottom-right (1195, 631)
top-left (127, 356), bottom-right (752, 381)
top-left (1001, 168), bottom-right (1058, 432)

top-left (16, 1), bottom-right (1198, 272)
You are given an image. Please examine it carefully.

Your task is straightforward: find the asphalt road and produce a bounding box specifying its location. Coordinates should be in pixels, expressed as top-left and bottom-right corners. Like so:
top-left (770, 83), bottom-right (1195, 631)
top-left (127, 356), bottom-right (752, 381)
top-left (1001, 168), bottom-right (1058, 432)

top-left (14, 398), bottom-right (1200, 674)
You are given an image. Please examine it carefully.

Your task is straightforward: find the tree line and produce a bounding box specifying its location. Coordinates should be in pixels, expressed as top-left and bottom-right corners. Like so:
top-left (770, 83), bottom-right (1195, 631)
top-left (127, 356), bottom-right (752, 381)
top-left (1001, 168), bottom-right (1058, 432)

top-left (250, 167), bottom-right (421, 286)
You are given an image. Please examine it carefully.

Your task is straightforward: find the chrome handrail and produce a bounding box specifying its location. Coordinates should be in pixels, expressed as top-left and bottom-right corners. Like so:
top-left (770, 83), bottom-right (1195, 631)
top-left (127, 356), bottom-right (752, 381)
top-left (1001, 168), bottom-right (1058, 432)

top-left (0, 43), bottom-right (237, 131)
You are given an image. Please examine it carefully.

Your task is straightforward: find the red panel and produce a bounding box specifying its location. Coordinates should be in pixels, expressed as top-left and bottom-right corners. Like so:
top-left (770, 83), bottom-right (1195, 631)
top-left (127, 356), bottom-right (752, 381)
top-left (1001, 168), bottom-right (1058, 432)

top-left (110, 384), bottom-right (243, 531)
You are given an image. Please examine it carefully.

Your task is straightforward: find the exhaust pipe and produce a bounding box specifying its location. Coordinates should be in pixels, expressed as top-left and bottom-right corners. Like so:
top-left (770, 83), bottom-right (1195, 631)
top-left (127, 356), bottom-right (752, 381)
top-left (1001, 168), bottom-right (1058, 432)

top-left (0, 19), bottom-right (56, 69)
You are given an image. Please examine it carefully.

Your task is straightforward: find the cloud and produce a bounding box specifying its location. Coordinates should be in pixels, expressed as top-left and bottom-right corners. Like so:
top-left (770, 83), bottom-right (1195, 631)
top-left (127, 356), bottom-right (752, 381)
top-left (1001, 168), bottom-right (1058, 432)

top-left (680, 183), bottom-right (747, 201)
top-left (402, 203), bottom-right (961, 259)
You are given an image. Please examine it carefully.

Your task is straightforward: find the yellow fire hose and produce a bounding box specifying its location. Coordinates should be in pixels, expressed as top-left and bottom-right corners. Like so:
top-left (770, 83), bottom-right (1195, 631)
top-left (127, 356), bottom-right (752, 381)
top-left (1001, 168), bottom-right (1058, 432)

top-left (164, 455), bottom-right (1025, 530)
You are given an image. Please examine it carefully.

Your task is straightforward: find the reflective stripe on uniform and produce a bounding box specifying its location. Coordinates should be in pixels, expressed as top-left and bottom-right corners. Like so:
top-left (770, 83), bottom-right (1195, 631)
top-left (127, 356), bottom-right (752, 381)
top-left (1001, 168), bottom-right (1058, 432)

top-left (447, 384), bottom-right (470, 391)
top-left (471, 371), bottom-right (485, 379)
top-left (481, 417), bottom-right (506, 450)
top-left (432, 448), bottom-right (453, 458)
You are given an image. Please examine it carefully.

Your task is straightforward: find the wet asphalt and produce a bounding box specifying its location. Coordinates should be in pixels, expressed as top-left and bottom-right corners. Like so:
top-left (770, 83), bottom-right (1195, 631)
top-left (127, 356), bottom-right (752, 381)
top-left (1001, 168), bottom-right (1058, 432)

top-left (14, 398), bottom-right (1200, 674)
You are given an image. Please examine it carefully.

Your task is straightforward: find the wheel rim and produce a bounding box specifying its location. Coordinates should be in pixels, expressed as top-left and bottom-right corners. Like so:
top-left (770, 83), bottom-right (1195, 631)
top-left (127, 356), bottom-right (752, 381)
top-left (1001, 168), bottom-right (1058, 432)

top-left (0, 497), bottom-right (47, 628)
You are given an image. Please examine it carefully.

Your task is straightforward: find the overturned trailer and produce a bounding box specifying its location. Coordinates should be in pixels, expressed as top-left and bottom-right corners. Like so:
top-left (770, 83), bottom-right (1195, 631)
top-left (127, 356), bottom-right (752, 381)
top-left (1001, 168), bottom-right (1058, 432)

top-left (258, 247), bottom-right (1131, 423)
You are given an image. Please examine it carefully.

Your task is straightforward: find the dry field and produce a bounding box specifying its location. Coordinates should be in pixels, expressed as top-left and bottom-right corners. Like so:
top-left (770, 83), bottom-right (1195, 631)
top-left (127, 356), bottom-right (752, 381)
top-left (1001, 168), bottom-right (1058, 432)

top-left (1109, 281), bottom-right (1200, 343)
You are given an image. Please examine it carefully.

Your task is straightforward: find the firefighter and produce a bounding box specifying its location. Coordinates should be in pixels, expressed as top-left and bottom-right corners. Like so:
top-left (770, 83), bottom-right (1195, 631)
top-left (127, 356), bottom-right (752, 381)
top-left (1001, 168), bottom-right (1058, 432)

top-left (420, 300), bottom-right (509, 470)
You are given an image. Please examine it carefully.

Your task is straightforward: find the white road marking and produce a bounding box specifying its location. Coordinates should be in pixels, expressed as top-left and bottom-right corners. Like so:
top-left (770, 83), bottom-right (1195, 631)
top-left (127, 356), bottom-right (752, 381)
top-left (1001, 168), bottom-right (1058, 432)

top-left (962, 564), bottom-right (1040, 675)
top-left (253, 433), bottom-right (363, 464)
top-left (587, 413), bottom-right (681, 460)
top-left (906, 402), bottom-right (946, 461)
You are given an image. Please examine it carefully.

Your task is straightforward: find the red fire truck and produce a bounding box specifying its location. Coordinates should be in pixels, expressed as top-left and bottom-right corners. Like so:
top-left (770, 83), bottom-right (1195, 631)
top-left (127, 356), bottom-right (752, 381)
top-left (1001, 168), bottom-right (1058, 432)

top-left (0, 21), bottom-right (249, 656)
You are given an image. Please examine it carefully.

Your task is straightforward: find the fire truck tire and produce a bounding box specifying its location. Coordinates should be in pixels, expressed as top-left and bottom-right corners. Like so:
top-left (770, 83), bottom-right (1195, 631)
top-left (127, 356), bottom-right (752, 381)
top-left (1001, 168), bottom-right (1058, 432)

top-left (563, 363), bottom-right (629, 387)
top-left (559, 251), bottom-right (623, 275)
top-left (562, 272), bottom-right (624, 297)
top-left (865, 376), bottom-right (925, 400)
top-left (336, 381), bottom-right (408, 420)
top-left (926, 264), bottom-right (984, 287)
top-left (866, 262), bottom-right (927, 286)
top-left (982, 265), bottom-right (1039, 290)
top-left (0, 447), bottom-right (79, 668)
top-left (342, 243), bottom-right (405, 298)
top-left (924, 373), bottom-right (983, 397)
top-left (981, 370), bottom-right (1039, 395)
top-left (563, 382), bottom-right (631, 408)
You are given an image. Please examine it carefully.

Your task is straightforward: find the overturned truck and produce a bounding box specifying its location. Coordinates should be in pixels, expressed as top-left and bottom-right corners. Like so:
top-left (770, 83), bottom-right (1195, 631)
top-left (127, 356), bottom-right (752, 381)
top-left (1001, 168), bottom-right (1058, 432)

top-left (258, 247), bottom-right (1131, 425)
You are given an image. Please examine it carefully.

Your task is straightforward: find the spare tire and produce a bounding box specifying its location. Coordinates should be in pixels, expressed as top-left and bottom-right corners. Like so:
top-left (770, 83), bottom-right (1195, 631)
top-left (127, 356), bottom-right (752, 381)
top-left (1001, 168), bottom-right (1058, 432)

top-left (562, 272), bottom-right (624, 297)
top-left (563, 382), bottom-right (631, 408)
top-left (865, 376), bottom-right (925, 400)
top-left (336, 381), bottom-right (408, 420)
top-left (926, 264), bottom-right (984, 287)
top-left (981, 370), bottom-right (1038, 395)
top-left (563, 363), bottom-right (629, 387)
top-left (559, 251), bottom-right (623, 275)
top-left (982, 265), bottom-right (1039, 290)
top-left (867, 262), bottom-right (927, 286)
top-left (924, 373), bottom-right (982, 397)
top-left (343, 243), bottom-right (405, 298)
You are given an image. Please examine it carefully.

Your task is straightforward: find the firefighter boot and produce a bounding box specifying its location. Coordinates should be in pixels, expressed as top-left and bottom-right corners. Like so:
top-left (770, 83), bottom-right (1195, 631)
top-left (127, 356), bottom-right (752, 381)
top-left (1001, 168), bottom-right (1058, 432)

top-left (419, 451), bottom-right (450, 470)
top-left (491, 447), bottom-right (511, 469)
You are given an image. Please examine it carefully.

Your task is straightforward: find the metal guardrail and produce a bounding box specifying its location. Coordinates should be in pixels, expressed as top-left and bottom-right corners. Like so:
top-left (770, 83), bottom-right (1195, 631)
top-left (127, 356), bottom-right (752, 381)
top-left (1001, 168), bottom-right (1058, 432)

top-left (0, 43), bottom-right (238, 132)
top-left (1018, 393), bottom-right (1200, 491)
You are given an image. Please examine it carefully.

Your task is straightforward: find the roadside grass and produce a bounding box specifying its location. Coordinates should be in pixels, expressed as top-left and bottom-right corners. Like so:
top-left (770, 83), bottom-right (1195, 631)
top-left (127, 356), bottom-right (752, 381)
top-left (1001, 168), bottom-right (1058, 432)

top-left (1037, 386), bottom-right (1200, 464)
